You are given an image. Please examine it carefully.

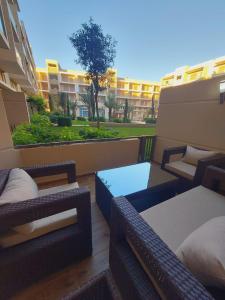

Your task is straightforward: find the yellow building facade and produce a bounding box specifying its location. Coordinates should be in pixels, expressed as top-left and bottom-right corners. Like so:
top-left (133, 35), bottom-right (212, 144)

top-left (161, 56), bottom-right (225, 87)
top-left (36, 59), bottom-right (160, 121)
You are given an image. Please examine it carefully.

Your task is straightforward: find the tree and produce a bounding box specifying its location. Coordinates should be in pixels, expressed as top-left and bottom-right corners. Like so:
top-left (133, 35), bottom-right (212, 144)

top-left (123, 99), bottom-right (133, 122)
top-left (48, 94), bottom-right (55, 112)
top-left (79, 85), bottom-right (95, 119)
top-left (150, 94), bottom-right (156, 119)
top-left (59, 92), bottom-right (69, 115)
top-left (27, 95), bottom-right (46, 114)
top-left (104, 93), bottom-right (119, 121)
top-left (70, 18), bottom-right (117, 128)
top-left (70, 100), bottom-right (77, 119)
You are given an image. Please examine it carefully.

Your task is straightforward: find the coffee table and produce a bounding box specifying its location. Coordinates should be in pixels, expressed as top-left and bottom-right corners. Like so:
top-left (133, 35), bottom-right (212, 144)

top-left (96, 162), bottom-right (179, 222)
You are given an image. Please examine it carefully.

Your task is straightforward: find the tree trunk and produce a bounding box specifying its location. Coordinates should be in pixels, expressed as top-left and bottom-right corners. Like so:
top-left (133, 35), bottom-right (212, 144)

top-left (109, 108), bottom-right (112, 121)
top-left (95, 90), bottom-right (100, 128)
top-left (151, 95), bottom-right (155, 119)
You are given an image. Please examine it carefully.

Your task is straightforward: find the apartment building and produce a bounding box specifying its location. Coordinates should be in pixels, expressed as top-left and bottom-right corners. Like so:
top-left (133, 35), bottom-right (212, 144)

top-left (37, 59), bottom-right (160, 121)
top-left (161, 56), bottom-right (225, 87)
top-left (0, 0), bottom-right (38, 129)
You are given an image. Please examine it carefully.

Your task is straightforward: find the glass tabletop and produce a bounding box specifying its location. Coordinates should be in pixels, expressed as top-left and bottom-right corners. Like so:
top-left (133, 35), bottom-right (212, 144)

top-left (97, 162), bottom-right (178, 197)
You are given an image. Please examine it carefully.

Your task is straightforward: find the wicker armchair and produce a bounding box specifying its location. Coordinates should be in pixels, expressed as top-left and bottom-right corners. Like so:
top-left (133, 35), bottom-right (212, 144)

top-left (109, 166), bottom-right (225, 300)
top-left (0, 161), bottom-right (92, 299)
top-left (161, 145), bottom-right (225, 188)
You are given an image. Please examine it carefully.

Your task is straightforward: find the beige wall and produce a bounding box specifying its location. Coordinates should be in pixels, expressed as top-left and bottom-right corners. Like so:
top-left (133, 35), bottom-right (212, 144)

top-left (154, 75), bottom-right (225, 163)
top-left (2, 90), bottom-right (29, 130)
top-left (20, 139), bottom-right (140, 180)
top-left (0, 90), bottom-right (21, 168)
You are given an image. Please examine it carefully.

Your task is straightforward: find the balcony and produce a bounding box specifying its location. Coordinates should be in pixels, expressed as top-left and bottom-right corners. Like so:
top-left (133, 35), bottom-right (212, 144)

top-left (2, 69), bottom-right (225, 300)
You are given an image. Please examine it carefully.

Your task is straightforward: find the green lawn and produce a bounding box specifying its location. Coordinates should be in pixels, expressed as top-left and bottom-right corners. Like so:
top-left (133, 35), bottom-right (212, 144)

top-left (72, 120), bottom-right (89, 125)
top-left (104, 126), bottom-right (155, 137)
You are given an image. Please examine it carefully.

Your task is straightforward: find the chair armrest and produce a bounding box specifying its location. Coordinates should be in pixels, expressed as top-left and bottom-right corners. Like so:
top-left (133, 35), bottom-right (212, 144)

top-left (202, 166), bottom-right (225, 193)
top-left (161, 146), bottom-right (186, 169)
top-left (194, 154), bottom-right (225, 185)
top-left (110, 197), bottom-right (213, 300)
top-left (23, 160), bottom-right (76, 183)
top-left (0, 187), bottom-right (90, 231)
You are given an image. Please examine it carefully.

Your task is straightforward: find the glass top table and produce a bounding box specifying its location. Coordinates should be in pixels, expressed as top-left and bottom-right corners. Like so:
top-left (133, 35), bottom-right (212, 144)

top-left (96, 162), bottom-right (179, 222)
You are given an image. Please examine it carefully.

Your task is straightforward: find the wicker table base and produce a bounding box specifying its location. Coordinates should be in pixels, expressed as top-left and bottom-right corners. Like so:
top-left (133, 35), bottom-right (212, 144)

top-left (63, 270), bottom-right (122, 300)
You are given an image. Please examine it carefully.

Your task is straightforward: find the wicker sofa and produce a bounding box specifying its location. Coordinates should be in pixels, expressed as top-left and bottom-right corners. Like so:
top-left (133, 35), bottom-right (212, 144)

top-left (109, 165), bottom-right (225, 300)
top-left (161, 145), bottom-right (225, 189)
top-left (0, 161), bottom-right (92, 299)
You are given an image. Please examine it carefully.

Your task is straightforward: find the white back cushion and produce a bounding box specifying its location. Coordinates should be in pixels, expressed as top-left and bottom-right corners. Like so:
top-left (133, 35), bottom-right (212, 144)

top-left (182, 146), bottom-right (216, 166)
top-left (0, 168), bottom-right (38, 205)
top-left (176, 216), bottom-right (225, 288)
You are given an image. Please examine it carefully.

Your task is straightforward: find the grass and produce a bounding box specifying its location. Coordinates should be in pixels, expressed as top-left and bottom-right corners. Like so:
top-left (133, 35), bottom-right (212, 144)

top-left (104, 126), bottom-right (156, 137)
top-left (71, 120), bottom-right (156, 137)
top-left (72, 120), bottom-right (89, 125)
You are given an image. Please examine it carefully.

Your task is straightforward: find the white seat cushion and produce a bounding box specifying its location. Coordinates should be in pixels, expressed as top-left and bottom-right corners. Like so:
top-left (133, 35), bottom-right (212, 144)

top-left (0, 208), bottom-right (77, 248)
top-left (165, 160), bottom-right (196, 180)
top-left (38, 182), bottom-right (79, 197)
top-left (140, 186), bottom-right (225, 252)
top-left (15, 182), bottom-right (79, 235)
top-left (0, 168), bottom-right (38, 205)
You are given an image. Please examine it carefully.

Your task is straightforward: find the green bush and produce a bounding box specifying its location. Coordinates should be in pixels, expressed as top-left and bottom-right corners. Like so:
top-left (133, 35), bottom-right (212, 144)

top-left (31, 113), bottom-right (51, 127)
top-left (77, 116), bottom-right (86, 121)
top-left (57, 116), bottom-right (72, 127)
top-left (90, 116), bottom-right (106, 122)
top-left (49, 112), bottom-right (63, 124)
top-left (79, 127), bottom-right (117, 139)
top-left (27, 95), bottom-right (46, 114)
top-left (144, 117), bottom-right (157, 124)
top-left (123, 118), bottom-right (131, 123)
top-left (12, 124), bottom-right (38, 145)
top-left (112, 118), bottom-right (123, 123)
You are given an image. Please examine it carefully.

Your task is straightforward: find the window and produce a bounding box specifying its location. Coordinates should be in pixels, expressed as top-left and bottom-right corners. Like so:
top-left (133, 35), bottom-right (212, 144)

top-left (79, 106), bottom-right (88, 118)
top-left (49, 74), bottom-right (58, 80)
top-left (49, 64), bottom-right (56, 68)
top-left (0, 5), bottom-right (6, 37)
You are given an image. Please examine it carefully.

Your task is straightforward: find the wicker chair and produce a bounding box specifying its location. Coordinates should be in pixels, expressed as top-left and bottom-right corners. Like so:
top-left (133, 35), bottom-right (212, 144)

top-left (0, 161), bottom-right (92, 299)
top-left (109, 166), bottom-right (225, 300)
top-left (161, 145), bottom-right (225, 189)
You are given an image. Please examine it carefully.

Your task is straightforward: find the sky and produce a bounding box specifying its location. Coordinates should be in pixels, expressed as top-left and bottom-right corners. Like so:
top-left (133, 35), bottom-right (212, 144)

top-left (19, 0), bottom-right (225, 82)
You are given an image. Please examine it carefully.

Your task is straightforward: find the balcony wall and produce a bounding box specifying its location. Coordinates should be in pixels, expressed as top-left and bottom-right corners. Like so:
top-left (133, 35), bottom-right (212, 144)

top-left (0, 90), bottom-right (21, 168)
top-left (18, 138), bottom-right (139, 182)
top-left (2, 89), bottom-right (29, 129)
top-left (153, 74), bottom-right (225, 163)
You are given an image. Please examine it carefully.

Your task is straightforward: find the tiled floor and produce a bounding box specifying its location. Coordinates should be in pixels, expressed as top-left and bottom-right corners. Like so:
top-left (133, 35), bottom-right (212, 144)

top-left (14, 174), bottom-right (109, 300)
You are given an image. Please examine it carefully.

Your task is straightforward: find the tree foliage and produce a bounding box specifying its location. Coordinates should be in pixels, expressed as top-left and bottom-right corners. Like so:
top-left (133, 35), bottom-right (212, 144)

top-left (70, 18), bottom-right (117, 127)
top-left (104, 93), bottom-right (119, 121)
top-left (27, 95), bottom-right (46, 114)
top-left (122, 99), bottom-right (133, 121)
top-left (79, 85), bottom-right (95, 119)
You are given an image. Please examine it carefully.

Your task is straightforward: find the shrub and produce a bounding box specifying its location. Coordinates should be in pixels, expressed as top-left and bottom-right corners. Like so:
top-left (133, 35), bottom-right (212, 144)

top-left (79, 128), bottom-right (117, 139)
top-left (58, 128), bottom-right (82, 141)
top-left (144, 117), bottom-right (157, 124)
top-left (77, 116), bottom-right (86, 121)
top-left (99, 116), bottom-right (106, 122)
top-left (31, 113), bottom-right (51, 127)
top-left (27, 95), bottom-right (46, 114)
top-left (49, 112), bottom-right (64, 124)
top-left (12, 124), bottom-right (38, 145)
top-left (123, 118), bottom-right (131, 123)
top-left (90, 116), bottom-right (106, 122)
top-left (57, 116), bottom-right (72, 127)
top-left (112, 118), bottom-right (123, 123)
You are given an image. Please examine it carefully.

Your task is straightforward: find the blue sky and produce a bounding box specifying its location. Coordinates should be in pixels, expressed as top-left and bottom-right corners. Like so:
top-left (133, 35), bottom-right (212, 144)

top-left (19, 0), bottom-right (225, 81)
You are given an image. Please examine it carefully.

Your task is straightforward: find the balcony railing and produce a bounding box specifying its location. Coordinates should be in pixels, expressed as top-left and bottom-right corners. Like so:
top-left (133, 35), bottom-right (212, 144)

top-left (138, 135), bottom-right (156, 162)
